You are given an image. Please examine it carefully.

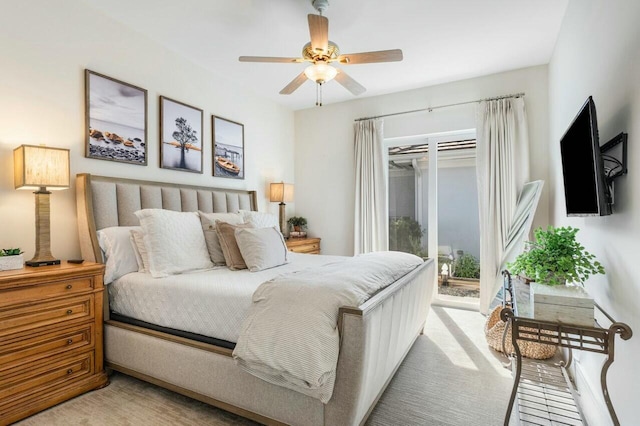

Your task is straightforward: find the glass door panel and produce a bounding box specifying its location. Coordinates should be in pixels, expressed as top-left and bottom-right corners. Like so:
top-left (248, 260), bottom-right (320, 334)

top-left (387, 132), bottom-right (479, 302)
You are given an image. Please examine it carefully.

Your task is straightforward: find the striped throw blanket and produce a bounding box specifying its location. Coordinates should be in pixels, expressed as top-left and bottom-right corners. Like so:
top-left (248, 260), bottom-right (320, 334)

top-left (232, 251), bottom-right (423, 403)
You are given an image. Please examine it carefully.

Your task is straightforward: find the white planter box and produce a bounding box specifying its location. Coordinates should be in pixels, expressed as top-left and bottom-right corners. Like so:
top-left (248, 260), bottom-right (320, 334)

top-left (0, 254), bottom-right (24, 271)
top-left (530, 282), bottom-right (594, 327)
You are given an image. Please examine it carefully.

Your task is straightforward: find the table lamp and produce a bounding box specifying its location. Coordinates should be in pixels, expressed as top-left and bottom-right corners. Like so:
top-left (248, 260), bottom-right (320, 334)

top-left (269, 182), bottom-right (294, 234)
top-left (14, 145), bottom-right (70, 266)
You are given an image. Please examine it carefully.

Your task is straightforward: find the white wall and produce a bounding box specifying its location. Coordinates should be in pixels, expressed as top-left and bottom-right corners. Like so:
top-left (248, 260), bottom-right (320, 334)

top-left (0, 2), bottom-right (294, 260)
top-left (295, 65), bottom-right (549, 256)
top-left (548, 1), bottom-right (640, 424)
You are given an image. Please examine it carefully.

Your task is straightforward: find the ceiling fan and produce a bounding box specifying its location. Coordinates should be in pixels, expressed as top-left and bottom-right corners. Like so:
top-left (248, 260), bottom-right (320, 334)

top-left (239, 0), bottom-right (403, 106)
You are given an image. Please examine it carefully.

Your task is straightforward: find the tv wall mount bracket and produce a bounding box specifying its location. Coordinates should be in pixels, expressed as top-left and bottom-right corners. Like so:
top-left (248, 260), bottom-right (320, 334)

top-left (601, 132), bottom-right (628, 183)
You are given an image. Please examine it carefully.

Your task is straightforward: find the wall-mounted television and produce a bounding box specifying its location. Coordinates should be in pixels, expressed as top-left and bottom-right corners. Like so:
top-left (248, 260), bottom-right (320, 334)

top-left (559, 96), bottom-right (612, 216)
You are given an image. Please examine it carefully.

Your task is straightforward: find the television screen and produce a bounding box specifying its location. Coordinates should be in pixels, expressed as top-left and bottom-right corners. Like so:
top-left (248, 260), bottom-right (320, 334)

top-left (559, 96), bottom-right (611, 216)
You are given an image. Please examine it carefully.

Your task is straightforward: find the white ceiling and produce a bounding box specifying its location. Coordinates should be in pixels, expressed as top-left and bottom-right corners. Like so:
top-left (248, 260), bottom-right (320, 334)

top-left (81, 0), bottom-right (568, 111)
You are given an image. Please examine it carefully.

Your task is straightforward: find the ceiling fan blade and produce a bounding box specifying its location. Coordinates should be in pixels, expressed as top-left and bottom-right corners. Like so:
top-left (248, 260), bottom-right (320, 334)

top-left (337, 49), bottom-right (403, 64)
top-left (335, 69), bottom-right (366, 96)
top-left (279, 72), bottom-right (308, 95)
top-left (239, 56), bottom-right (303, 63)
top-left (308, 14), bottom-right (329, 54)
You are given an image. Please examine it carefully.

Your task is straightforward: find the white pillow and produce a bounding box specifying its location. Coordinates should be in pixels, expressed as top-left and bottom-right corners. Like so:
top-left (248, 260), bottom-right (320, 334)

top-left (134, 209), bottom-right (213, 278)
top-left (235, 226), bottom-right (288, 272)
top-left (239, 210), bottom-right (280, 230)
top-left (130, 229), bottom-right (150, 273)
top-left (97, 226), bottom-right (141, 284)
top-left (198, 211), bottom-right (244, 265)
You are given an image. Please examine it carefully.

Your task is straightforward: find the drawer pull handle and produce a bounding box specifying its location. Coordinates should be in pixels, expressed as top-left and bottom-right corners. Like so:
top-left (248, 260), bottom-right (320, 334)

top-left (66, 309), bottom-right (73, 315)
top-left (67, 369), bottom-right (73, 375)
top-left (66, 284), bottom-right (73, 290)
top-left (67, 339), bottom-right (73, 345)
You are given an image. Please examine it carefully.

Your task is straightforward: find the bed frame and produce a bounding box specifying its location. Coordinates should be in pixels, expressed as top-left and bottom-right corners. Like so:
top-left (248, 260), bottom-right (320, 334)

top-left (75, 173), bottom-right (435, 426)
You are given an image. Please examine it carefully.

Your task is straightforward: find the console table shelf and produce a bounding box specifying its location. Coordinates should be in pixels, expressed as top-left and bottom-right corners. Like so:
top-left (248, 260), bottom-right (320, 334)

top-left (500, 272), bottom-right (632, 426)
top-left (515, 358), bottom-right (583, 425)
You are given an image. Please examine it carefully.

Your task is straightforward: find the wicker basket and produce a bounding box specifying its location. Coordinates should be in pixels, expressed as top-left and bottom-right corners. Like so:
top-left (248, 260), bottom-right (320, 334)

top-left (484, 305), bottom-right (557, 360)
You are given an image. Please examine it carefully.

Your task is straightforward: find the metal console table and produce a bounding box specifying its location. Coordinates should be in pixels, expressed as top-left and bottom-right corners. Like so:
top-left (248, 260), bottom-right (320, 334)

top-left (500, 271), bottom-right (633, 426)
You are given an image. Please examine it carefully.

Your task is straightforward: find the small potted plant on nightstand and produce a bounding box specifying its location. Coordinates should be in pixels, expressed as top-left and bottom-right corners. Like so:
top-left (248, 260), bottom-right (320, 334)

top-left (0, 248), bottom-right (24, 271)
top-left (287, 216), bottom-right (308, 238)
top-left (508, 226), bottom-right (605, 326)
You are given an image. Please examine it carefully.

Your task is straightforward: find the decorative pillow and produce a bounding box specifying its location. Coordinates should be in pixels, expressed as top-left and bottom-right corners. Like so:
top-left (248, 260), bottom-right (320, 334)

top-left (198, 211), bottom-right (244, 265)
top-left (130, 229), bottom-right (150, 273)
top-left (215, 221), bottom-right (254, 270)
top-left (134, 209), bottom-right (213, 278)
top-left (239, 210), bottom-right (280, 231)
top-left (235, 226), bottom-right (289, 272)
top-left (96, 226), bottom-right (141, 284)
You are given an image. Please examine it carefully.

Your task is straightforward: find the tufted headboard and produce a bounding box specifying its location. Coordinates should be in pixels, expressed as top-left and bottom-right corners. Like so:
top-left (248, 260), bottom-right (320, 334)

top-left (75, 173), bottom-right (257, 263)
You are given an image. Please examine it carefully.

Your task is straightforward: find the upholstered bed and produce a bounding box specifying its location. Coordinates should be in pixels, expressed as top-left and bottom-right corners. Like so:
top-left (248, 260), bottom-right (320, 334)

top-left (75, 173), bottom-right (436, 426)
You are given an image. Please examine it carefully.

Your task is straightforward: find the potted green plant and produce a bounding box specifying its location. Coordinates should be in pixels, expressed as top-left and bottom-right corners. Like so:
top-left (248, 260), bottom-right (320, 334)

top-left (0, 248), bottom-right (24, 271)
top-left (508, 226), bottom-right (604, 286)
top-left (287, 216), bottom-right (307, 232)
top-left (507, 226), bottom-right (605, 326)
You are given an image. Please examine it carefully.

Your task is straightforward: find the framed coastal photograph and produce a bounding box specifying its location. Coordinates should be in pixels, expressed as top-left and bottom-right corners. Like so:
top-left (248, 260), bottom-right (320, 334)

top-left (212, 116), bottom-right (244, 179)
top-left (85, 70), bottom-right (147, 165)
top-left (160, 96), bottom-right (203, 173)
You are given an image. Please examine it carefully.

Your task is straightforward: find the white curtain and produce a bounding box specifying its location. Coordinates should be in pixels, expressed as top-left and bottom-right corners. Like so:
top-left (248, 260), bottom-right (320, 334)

top-left (476, 97), bottom-right (530, 314)
top-left (354, 119), bottom-right (387, 254)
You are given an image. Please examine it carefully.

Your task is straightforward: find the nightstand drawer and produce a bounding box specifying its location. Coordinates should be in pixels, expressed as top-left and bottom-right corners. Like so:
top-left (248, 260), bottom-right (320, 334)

top-left (290, 242), bottom-right (320, 253)
top-left (286, 237), bottom-right (321, 254)
top-left (0, 277), bottom-right (94, 308)
top-left (0, 295), bottom-right (93, 337)
top-left (0, 324), bottom-right (94, 370)
top-left (0, 351), bottom-right (94, 404)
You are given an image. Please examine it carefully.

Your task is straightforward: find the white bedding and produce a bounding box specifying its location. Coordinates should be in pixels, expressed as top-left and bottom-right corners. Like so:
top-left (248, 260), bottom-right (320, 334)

top-left (109, 252), bottom-right (346, 343)
top-left (232, 251), bottom-right (424, 403)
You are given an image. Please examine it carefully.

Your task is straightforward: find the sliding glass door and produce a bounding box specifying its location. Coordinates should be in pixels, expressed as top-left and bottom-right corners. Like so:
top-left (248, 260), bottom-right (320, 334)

top-left (387, 130), bottom-right (480, 307)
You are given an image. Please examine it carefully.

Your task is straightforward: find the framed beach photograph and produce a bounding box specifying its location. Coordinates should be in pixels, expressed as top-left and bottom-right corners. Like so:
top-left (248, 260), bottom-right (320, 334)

top-left (160, 96), bottom-right (203, 173)
top-left (85, 70), bottom-right (147, 165)
top-left (212, 116), bottom-right (244, 179)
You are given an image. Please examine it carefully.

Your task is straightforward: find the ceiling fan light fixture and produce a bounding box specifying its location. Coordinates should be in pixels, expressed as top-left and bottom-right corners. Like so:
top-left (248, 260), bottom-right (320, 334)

top-left (304, 63), bottom-right (337, 84)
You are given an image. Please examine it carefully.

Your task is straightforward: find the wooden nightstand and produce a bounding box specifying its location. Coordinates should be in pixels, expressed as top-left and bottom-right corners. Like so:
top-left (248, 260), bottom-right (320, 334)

top-left (286, 237), bottom-right (321, 254)
top-left (0, 261), bottom-right (108, 425)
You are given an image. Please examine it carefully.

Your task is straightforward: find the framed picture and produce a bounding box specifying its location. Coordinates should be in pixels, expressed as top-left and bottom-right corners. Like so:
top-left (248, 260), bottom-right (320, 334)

top-left (85, 70), bottom-right (148, 165)
top-left (160, 96), bottom-right (203, 173)
top-left (212, 116), bottom-right (244, 179)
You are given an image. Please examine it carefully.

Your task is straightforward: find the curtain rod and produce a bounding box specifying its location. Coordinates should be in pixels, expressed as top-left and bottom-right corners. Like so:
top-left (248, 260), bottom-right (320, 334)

top-left (354, 92), bottom-right (525, 122)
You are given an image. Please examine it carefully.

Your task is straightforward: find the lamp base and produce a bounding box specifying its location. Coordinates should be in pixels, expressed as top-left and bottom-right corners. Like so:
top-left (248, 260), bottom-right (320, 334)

top-left (26, 259), bottom-right (61, 267)
top-left (279, 202), bottom-right (287, 236)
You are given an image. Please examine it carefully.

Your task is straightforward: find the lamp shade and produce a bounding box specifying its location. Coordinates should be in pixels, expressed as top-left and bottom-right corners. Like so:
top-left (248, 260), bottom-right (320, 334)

top-left (304, 63), bottom-right (338, 84)
top-left (270, 182), bottom-right (294, 203)
top-left (14, 145), bottom-right (70, 190)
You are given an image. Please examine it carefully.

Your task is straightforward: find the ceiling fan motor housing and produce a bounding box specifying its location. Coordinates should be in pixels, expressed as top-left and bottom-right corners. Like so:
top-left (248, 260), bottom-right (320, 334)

top-left (312, 0), bottom-right (329, 14)
top-left (302, 41), bottom-right (340, 62)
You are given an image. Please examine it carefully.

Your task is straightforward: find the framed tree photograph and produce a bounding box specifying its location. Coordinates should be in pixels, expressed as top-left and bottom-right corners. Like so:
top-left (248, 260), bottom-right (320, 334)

top-left (160, 96), bottom-right (203, 173)
top-left (212, 115), bottom-right (244, 179)
top-left (85, 70), bottom-right (148, 165)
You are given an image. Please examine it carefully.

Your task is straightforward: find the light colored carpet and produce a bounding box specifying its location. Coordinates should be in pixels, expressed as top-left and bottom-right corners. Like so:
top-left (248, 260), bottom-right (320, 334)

top-left (15, 307), bottom-right (512, 426)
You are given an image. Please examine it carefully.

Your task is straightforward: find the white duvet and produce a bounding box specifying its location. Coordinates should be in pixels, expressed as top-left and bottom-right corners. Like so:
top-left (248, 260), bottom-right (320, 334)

top-left (232, 251), bottom-right (424, 403)
top-left (109, 252), bottom-right (345, 343)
